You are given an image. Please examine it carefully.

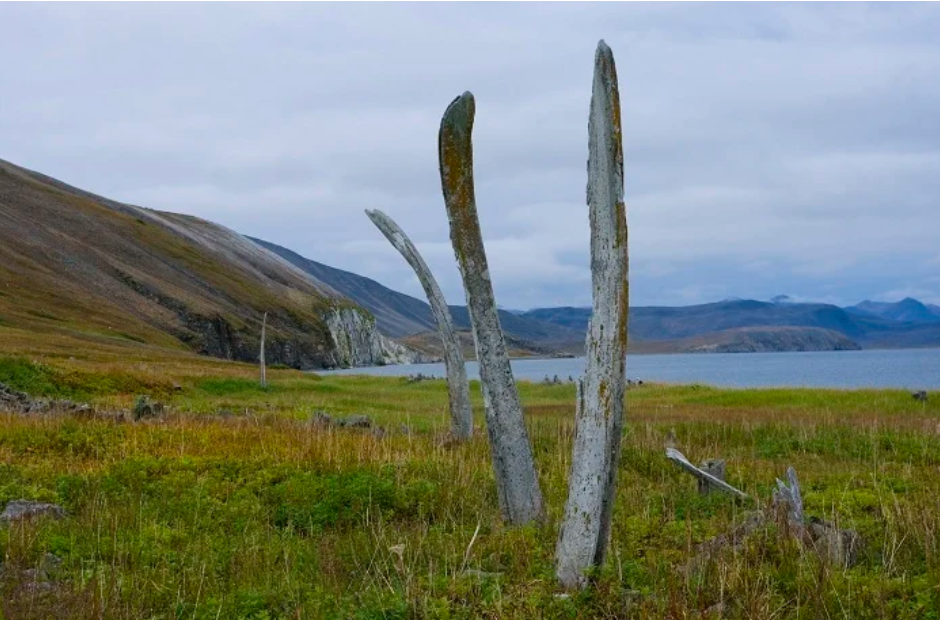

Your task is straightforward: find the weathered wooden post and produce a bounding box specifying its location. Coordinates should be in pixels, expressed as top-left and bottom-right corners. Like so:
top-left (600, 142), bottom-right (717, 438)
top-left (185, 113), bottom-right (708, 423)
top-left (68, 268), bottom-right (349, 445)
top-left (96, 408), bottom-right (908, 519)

top-left (259, 312), bottom-right (268, 388)
top-left (439, 92), bottom-right (545, 525)
top-left (364, 208), bottom-right (473, 439)
top-left (555, 40), bottom-right (630, 589)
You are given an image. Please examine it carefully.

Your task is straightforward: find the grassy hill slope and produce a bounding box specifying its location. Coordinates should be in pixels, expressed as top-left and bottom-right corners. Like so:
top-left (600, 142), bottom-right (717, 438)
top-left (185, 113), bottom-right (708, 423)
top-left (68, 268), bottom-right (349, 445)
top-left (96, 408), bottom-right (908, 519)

top-left (0, 159), bottom-right (355, 369)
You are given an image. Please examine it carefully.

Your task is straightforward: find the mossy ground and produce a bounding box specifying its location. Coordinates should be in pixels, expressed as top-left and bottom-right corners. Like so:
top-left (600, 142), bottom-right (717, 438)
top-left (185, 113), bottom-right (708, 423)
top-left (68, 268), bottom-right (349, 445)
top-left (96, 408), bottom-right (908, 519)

top-left (1, 352), bottom-right (939, 619)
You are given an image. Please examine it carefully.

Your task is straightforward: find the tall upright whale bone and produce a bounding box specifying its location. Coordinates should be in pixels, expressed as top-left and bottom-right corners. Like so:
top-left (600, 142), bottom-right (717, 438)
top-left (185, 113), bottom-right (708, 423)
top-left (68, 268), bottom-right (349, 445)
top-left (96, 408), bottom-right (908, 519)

top-left (555, 40), bottom-right (630, 589)
top-left (364, 208), bottom-right (473, 440)
top-left (438, 92), bottom-right (545, 525)
top-left (259, 312), bottom-right (268, 388)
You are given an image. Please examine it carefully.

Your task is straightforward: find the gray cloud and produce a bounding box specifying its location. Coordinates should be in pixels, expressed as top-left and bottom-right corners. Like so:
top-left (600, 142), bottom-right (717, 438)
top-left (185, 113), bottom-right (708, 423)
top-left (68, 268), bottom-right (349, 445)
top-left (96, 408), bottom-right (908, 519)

top-left (3, 3), bottom-right (939, 308)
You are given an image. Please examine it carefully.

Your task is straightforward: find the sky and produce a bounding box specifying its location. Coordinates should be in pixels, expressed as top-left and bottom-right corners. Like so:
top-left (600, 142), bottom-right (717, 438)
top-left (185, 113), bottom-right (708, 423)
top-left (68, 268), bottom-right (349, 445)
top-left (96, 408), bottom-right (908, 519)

top-left (3, 3), bottom-right (940, 309)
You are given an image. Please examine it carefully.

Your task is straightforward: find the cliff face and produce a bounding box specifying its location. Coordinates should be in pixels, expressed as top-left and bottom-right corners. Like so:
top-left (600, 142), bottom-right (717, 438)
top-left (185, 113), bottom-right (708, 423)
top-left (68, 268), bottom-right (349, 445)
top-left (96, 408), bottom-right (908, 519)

top-left (325, 307), bottom-right (425, 368)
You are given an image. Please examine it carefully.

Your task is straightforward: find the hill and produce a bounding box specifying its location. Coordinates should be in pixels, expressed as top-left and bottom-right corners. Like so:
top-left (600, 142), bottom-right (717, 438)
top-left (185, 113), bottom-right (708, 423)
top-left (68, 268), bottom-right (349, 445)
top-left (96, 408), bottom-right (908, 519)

top-left (250, 237), bottom-right (585, 347)
top-left (847, 298), bottom-right (940, 323)
top-left (525, 299), bottom-right (940, 350)
top-left (0, 159), bottom-right (411, 369)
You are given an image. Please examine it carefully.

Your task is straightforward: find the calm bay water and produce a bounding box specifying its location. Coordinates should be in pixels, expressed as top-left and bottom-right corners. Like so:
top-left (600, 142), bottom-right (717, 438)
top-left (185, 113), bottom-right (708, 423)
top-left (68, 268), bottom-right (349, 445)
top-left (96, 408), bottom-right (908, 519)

top-left (317, 348), bottom-right (940, 389)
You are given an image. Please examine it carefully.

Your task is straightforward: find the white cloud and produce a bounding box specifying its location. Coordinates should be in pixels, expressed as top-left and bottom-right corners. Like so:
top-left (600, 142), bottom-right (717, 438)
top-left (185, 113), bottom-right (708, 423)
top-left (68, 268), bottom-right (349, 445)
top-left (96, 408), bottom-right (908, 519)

top-left (2, 3), bottom-right (939, 308)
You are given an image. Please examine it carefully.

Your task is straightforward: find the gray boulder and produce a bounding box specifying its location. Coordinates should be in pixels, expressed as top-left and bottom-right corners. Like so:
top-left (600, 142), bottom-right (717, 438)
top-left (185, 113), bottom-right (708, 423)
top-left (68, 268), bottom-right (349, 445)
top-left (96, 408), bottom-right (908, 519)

top-left (1, 500), bottom-right (66, 523)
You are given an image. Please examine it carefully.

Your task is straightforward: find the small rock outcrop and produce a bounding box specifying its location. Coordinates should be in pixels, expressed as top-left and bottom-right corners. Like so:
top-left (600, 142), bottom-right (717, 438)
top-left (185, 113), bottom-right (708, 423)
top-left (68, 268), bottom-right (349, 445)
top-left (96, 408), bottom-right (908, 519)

top-left (0, 383), bottom-right (92, 415)
top-left (325, 307), bottom-right (423, 368)
top-left (132, 396), bottom-right (165, 420)
top-left (1, 500), bottom-right (66, 523)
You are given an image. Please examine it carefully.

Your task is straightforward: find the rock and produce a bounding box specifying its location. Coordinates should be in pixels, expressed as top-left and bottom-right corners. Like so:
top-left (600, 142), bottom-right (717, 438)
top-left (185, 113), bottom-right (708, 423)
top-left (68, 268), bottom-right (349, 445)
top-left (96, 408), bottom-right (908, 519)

top-left (371, 426), bottom-right (387, 438)
top-left (338, 414), bottom-right (371, 429)
top-left (309, 411), bottom-right (333, 427)
top-left (398, 424), bottom-right (414, 435)
top-left (461, 569), bottom-right (503, 580)
top-left (132, 396), bottom-right (164, 420)
top-left (703, 602), bottom-right (726, 617)
top-left (216, 409), bottom-right (234, 418)
top-left (1, 500), bottom-right (66, 523)
top-left (0, 382), bottom-right (94, 415)
top-left (913, 390), bottom-right (928, 402)
top-left (406, 373), bottom-right (436, 384)
top-left (325, 307), bottom-right (423, 367)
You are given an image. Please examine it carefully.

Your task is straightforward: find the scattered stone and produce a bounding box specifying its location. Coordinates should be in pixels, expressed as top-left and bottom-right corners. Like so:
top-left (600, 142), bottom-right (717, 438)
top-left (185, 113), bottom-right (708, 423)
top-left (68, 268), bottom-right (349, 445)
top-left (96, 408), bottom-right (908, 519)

top-left (338, 414), bottom-right (372, 428)
top-left (132, 395), bottom-right (164, 420)
top-left (0, 382), bottom-right (94, 416)
top-left (405, 373), bottom-right (436, 384)
top-left (703, 602), bottom-right (726, 617)
top-left (371, 425), bottom-right (387, 438)
top-left (913, 390), bottom-right (929, 402)
top-left (461, 569), bottom-right (502, 580)
top-left (0, 500), bottom-right (66, 523)
top-left (309, 411), bottom-right (333, 427)
top-left (398, 424), bottom-right (414, 435)
top-left (216, 409), bottom-right (234, 418)
top-left (172, 383), bottom-right (184, 392)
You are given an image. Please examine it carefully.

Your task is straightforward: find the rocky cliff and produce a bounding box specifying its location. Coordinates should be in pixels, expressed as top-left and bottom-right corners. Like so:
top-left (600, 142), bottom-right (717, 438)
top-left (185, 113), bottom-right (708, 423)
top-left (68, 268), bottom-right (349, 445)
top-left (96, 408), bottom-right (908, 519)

top-left (325, 307), bottom-right (426, 367)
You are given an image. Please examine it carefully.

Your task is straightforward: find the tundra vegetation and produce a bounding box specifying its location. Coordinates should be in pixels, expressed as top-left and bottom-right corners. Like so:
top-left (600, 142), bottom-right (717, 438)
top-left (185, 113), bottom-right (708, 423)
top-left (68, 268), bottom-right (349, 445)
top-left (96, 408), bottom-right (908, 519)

top-left (1, 353), bottom-right (940, 619)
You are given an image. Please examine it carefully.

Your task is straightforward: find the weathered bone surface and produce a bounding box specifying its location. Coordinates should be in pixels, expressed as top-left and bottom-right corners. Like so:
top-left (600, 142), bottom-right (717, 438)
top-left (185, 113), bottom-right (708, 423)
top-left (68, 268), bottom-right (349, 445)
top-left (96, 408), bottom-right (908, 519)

top-left (693, 466), bottom-right (862, 569)
top-left (698, 459), bottom-right (727, 495)
top-left (665, 448), bottom-right (749, 499)
top-left (773, 466), bottom-right (804, 529)
top-left (365, 208), bottom-right (473, 439)
top-left (555, 39), bottom-right (630, 589)
top-left (259, 312), bottom-right (267, 388)
top-left (439, 91), bottom-right (544, 524)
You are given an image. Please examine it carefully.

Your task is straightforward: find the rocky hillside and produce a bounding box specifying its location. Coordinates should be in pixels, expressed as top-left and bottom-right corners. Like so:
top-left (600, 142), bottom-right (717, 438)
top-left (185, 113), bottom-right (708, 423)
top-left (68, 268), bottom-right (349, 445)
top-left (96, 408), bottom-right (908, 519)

top-left (680, 327), bottom-right (861, 353)
top-left (0, 159), bottom-right (412, 369)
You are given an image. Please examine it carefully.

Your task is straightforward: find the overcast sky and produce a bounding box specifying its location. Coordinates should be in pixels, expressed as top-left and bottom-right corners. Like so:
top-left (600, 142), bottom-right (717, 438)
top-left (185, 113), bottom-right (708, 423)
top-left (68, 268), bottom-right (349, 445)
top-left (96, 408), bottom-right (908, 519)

top-left (3, 3), bottom-right (939, 309)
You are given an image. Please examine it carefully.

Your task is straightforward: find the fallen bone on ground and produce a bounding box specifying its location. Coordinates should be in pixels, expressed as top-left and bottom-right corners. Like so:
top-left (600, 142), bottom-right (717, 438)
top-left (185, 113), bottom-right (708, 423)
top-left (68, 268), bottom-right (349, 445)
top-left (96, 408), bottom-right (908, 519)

top-left (665, 448), bottom-right (749, 499)
top-left (667, 451), bottom-right (863, 569)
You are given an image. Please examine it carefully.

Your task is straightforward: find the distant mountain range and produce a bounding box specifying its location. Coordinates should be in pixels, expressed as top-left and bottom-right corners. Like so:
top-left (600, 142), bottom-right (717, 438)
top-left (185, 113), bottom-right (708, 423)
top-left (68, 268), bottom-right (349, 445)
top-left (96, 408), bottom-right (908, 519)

top-left (523, 297), bottom-right (940, 351)
top-left (251, 236), bottom-right (940, 355)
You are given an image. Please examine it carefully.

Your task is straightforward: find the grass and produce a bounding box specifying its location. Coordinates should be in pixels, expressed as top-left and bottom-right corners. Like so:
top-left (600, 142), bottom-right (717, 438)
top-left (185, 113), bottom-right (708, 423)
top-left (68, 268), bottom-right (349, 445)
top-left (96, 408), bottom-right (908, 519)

top-left (1, 352), bottom-right (940, 619)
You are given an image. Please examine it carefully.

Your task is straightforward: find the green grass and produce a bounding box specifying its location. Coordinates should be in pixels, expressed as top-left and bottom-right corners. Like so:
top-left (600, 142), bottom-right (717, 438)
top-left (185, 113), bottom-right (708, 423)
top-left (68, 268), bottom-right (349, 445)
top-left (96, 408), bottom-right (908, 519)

top-left (2, 355), bottom-right (940, 618)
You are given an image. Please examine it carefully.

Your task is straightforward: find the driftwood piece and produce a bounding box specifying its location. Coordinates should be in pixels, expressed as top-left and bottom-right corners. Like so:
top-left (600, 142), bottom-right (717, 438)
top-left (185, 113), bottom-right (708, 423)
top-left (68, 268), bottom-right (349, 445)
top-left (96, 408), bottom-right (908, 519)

top-left (439, 91), bottom-right (544, 525)
top-left (666, 448), bottom-right (748, 499)
top-left (556, 39), bottom-right (630, 589)
top-left (365, 208), bottom-right (473, 439)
